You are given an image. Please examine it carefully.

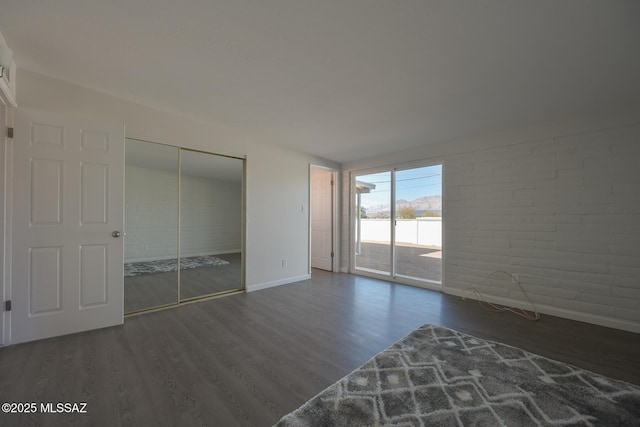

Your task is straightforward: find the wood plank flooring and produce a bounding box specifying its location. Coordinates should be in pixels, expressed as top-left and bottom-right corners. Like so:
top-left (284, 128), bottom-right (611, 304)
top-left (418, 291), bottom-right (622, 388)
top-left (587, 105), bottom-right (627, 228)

top-left (124, 253), bottom-right (242, 313)
top-left (1, 269), bottom-right (639, 426)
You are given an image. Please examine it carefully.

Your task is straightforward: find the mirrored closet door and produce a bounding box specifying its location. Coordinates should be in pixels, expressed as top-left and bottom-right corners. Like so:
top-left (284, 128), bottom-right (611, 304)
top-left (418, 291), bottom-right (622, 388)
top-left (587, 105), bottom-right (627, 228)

top-left (124, 140), bottom-right (179, 313)
top-left (179, 150), bottom-right (244, 301)
top-left (124, 139), bottom-right (244, 314)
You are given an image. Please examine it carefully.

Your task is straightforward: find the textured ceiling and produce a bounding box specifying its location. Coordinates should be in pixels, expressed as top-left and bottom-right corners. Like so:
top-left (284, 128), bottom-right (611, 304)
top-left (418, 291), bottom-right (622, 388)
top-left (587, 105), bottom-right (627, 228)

top-left (1, 1), bottom-right (639, 163)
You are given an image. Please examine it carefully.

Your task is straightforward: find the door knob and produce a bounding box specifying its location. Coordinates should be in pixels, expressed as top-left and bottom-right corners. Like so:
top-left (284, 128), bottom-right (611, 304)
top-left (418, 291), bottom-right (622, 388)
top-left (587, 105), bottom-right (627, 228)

top-left (112, 231), bottom-right (121, 238)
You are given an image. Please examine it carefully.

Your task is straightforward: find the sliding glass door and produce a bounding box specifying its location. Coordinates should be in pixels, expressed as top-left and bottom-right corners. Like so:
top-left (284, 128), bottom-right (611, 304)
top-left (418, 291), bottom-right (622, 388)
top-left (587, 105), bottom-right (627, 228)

top-left (394, 165), bottom-right (442, 283)
top-left (353, 163), bottom-right (442, 287)
top-left (354, 171), bottom-right (392, 275)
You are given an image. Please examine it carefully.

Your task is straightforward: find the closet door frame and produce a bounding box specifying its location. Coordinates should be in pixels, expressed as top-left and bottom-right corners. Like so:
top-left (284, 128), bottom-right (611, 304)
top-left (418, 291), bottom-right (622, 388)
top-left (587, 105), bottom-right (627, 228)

top-left (178, 148), bottom-right (246, 303)
top-left (124, 139), bottom-right (246, 315)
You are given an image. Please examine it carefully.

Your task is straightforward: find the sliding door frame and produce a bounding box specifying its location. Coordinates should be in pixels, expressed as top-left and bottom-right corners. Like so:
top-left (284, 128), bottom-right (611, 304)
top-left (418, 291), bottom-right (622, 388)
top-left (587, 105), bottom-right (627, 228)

top-left (350, 158), bottom-right (444, 292)
top-left (178, 147), bottom-right (246, 303)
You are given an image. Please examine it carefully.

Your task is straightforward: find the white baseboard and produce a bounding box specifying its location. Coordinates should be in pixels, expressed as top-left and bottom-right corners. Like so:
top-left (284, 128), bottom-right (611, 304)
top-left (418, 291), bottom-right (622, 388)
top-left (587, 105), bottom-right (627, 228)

top-left (444, 287), bottom-right (640, 334)
top-left (246, 274), bottom-right (311, 293)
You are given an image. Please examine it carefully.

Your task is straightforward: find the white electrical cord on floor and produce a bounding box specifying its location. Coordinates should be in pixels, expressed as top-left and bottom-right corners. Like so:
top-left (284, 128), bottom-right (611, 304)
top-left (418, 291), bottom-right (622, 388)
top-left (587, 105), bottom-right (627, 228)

top-left (462, 271), bottom-right (541, 321)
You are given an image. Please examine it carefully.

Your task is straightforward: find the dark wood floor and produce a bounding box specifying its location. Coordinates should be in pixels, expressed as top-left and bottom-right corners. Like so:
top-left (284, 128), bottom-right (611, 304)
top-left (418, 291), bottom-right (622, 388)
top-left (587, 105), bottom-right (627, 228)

top-left (1, 269), bottom-right (639, 426)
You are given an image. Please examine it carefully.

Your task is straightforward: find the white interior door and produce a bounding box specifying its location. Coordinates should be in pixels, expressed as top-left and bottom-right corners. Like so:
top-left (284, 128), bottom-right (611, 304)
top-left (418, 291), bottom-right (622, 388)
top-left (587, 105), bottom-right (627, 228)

top-left (11, 109), bottom-right (124, 344)
top-left (311, 167), bottom-right (333, 271)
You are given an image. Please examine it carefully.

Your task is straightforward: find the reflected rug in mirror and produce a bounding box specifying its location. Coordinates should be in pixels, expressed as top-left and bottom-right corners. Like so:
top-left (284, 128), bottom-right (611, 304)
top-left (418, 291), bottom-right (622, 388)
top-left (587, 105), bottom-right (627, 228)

top-left (124, 255), bottom-right (230, 277)
top-left (275, 324), bottom-right (640, 426)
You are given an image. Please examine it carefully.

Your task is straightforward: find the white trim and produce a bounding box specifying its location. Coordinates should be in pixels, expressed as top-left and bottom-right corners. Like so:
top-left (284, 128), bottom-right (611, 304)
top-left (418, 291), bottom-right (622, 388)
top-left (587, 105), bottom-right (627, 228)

top-left (332, 169), bottom-right (339, 272)
top-left (0, 49), bottom-right (18, 108)
top-left (444, 287), bottom-right (640, 335)
top-left (0, 88), bottom-right (12, 346)
top-left (0, 34), bottom-right (16, 108)
top-left (246, 274), bottom-right (311, 293)
top-left (0, 60), bottom-right (16, 107)
top-left (309, 164), bottom-right (339, 273)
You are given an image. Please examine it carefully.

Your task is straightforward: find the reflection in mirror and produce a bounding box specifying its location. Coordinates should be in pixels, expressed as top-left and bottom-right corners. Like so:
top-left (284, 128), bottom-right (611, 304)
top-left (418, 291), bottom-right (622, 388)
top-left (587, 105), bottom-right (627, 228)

top-left (124, 139), bottom-right (179, 313)
top-left (180, 150), bottom-right (244, 300)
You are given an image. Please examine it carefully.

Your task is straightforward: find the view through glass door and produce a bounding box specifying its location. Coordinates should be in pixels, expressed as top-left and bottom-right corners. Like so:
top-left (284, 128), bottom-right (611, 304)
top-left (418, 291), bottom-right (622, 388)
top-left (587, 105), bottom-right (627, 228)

top-left (355, 171), bottom-right (391, 275)
top-left (354, 164), bottom-right (442, 286)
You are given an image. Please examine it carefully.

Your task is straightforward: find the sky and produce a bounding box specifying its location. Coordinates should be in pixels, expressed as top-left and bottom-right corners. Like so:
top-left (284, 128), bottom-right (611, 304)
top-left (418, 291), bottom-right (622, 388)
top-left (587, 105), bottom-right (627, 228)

top-left (356, 164), bottom-right (442, 208)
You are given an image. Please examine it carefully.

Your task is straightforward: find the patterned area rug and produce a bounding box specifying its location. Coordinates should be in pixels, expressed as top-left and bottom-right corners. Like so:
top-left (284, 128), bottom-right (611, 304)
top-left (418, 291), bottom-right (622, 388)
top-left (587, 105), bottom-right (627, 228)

top-left (124, 255), bottom-right (230, 277)
top-left (275, 324), bottom-right (640, 426)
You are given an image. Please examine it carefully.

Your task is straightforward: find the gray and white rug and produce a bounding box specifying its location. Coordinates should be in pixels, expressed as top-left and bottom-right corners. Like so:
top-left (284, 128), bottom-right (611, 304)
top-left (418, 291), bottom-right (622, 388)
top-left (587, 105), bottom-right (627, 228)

top-left (275, 324), bottom-right (640, 426)
top-left (124, 255), bottom-right (230, 277)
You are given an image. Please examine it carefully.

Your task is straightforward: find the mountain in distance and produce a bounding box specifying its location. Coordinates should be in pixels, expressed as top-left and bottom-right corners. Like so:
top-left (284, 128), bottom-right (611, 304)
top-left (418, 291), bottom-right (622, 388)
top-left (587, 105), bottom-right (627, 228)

top-left (364, 195), bottom-right (442, 216)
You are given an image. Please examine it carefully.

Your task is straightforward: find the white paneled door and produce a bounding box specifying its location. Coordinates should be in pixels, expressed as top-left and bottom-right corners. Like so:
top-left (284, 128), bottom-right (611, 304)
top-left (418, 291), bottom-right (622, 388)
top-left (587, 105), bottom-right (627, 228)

top-left (11, 109), bottom-right (124, 344)
top-left (311, 167), bottom-right (333, 271)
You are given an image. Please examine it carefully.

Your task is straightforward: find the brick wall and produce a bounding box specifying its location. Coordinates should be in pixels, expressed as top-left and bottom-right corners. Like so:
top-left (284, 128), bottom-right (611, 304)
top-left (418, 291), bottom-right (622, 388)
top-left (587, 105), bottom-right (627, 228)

top-left (180, 173), bottom-right (242, 257)
top-left (342, 117), bottom-right (640, 332)
top-left (125, 165), bottom-right (242, 262)
top-left (445, 123), bottom-right (640, 329)
top-left (125, 165), bottom-right (178, 262)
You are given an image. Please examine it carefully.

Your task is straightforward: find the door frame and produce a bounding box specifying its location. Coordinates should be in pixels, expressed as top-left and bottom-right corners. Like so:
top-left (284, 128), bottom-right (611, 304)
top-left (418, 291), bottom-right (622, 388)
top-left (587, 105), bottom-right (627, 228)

top-left (349, 158), bottom-right (444, 292)
top-left (0, 87), bottom-right (13, 346)
top-left (308, 164), bottom-right (339, 274)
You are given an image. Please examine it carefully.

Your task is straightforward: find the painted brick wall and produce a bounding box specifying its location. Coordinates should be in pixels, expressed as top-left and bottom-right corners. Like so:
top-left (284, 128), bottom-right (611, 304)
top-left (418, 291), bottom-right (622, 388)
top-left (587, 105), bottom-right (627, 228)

top-left (180, 173), bottom-right (242, 257)
top-left (342, 116), bottom-right (640, 332)
top-left (445, 123), bottom-right (640, 330)
top-left (125, 165), bottom-right (242, 262)
top-left (125, 165), bottom-right (178, 262)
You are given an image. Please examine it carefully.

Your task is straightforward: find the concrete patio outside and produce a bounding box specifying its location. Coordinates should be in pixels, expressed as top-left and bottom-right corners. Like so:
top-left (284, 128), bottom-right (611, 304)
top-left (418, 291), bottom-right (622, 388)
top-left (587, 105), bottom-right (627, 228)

top-left (355, 241), bottom-right (441, 283)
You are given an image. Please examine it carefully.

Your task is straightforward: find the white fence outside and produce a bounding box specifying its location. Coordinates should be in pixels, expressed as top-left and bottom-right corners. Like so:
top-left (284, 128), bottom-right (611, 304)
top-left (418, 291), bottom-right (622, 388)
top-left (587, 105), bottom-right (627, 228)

top-left (359, 218), bottom-right (442, 247)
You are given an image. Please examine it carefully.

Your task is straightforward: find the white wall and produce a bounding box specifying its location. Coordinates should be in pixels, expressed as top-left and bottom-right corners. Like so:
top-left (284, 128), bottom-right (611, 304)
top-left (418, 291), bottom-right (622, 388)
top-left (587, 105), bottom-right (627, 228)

top-left (245, 142), bottom-right (314, 290)
top-left (360, 218), bottom-right (442, 247)
top-left (343, 108), bottom-right (640, 333)
top-left (15, 69), bottom-right (338, 290)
